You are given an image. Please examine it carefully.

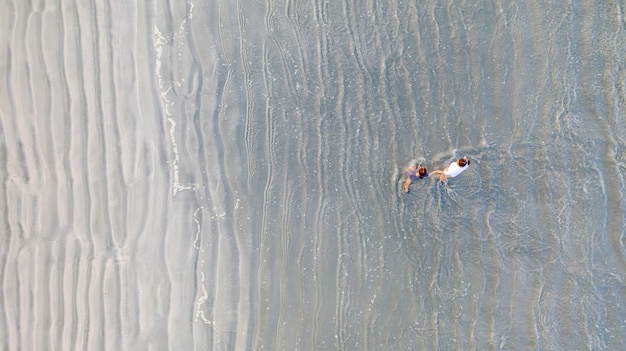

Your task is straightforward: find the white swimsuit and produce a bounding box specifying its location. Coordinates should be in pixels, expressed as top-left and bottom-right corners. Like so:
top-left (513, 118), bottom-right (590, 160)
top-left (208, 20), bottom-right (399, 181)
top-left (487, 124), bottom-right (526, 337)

top-left (444, 162), bottom-right (468, 177)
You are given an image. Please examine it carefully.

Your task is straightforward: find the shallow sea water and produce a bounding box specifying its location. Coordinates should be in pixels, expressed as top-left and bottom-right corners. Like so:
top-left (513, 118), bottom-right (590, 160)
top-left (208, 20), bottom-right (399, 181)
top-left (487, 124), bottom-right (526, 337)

top-left (1, 0), bottom-right (625, 350)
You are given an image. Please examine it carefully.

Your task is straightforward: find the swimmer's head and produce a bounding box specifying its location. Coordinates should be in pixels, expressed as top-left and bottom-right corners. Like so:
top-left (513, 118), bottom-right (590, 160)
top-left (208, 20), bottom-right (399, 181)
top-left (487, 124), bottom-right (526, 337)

top-left (458, 157), bottom-right (470, 167)
top-left (418, 167), bottom-right (428, 178)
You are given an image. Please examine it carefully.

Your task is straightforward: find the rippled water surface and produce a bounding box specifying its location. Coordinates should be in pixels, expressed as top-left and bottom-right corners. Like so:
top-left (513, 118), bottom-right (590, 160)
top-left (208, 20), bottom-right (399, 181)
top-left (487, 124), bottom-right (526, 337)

top-left (2, 0), bottom-right (626, 350)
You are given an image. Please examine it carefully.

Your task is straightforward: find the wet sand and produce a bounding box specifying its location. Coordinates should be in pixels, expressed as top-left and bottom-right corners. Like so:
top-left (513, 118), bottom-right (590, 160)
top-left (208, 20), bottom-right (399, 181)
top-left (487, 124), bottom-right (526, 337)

top-left (1, 0), bottom-right (625, 349)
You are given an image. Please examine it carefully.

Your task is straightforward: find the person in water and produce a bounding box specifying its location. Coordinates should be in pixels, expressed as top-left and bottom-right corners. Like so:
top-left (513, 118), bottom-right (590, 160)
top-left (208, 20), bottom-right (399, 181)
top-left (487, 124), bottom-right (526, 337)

top-left (403, 163), bottom-right (429, 193)
top-left (430, 156), bottom-right (470, 182)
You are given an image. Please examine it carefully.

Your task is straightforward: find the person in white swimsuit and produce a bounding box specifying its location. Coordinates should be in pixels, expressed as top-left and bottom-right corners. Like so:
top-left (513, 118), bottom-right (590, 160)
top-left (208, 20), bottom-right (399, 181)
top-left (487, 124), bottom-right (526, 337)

top-left (430, 156), bottom-right (470, 182)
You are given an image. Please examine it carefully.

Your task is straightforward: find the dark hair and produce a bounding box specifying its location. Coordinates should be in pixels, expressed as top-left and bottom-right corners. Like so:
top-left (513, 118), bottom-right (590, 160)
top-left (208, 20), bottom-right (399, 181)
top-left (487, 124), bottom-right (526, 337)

top-left (418, 167), bottom-right (428, 178)
top-left (458, 158), bottom-right (468, 167)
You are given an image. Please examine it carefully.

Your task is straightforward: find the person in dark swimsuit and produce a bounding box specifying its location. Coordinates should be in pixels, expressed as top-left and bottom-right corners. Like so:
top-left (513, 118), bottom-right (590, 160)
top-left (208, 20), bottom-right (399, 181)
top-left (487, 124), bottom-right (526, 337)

top-left (403, 163), bottom-right (428, 193)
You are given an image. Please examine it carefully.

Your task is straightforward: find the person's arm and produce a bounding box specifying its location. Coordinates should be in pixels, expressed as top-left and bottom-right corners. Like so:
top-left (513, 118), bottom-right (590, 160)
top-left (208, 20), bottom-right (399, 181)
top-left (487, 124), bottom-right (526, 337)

top-left (429, 170), bottom-right (447, 182)
top-left (403, 177), bottom-right (412, 192)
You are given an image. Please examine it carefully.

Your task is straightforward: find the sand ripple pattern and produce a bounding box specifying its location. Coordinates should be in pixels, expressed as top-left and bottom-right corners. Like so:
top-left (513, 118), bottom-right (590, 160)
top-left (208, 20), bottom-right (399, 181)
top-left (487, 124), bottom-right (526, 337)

top-left (1, 0), bottom-right (625, 350)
